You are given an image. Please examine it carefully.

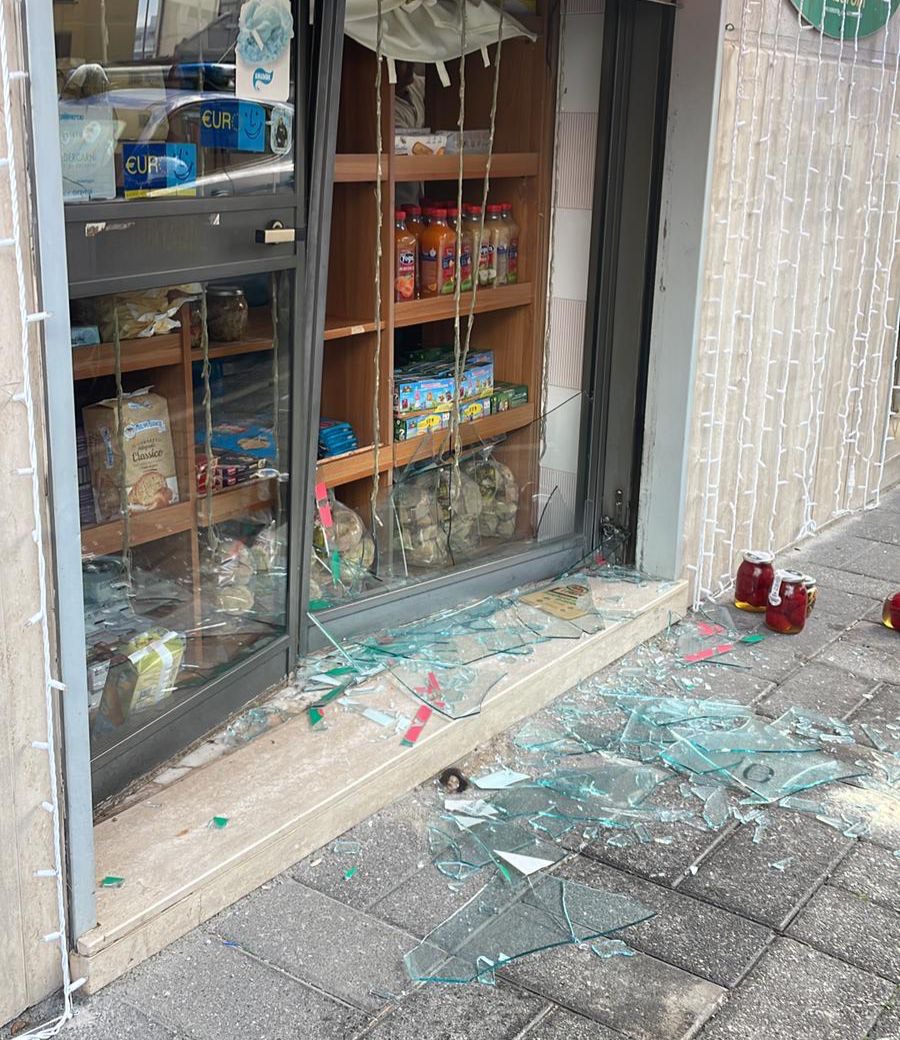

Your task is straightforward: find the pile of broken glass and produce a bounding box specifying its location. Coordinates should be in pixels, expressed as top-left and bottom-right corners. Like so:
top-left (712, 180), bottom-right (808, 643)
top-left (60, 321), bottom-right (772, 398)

top-left (404, 607), bottom-right (896, 985)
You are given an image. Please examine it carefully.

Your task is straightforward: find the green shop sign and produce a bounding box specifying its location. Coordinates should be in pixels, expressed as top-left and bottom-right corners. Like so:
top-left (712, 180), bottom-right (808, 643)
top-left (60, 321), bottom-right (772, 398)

top-left (789, 0), bottom-right (900, 38)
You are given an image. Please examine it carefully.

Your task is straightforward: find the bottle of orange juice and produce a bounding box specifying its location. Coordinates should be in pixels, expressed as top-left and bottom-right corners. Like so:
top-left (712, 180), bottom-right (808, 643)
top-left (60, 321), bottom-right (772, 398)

top-left (395, 210), bottom-right (417, 302)
top-left (419, 207), bottom-right (457, 297)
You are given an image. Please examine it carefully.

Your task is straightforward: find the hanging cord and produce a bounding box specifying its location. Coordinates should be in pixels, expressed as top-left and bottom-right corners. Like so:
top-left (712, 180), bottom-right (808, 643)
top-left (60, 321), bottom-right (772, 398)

top-left (112, 302), bottom-right (133, 588)
top-left (270, 272), bottom-right (282, 518)
top-left (370, 0), bottom-right (384, 527)
top-left (540, 0), bottom-right (567, 460)
top-left (450, 0), bottom-right (468, 472)
top-left (451, 0), bottom-right (505, 468)
top-left (200, 289), bottom-right (218, 550)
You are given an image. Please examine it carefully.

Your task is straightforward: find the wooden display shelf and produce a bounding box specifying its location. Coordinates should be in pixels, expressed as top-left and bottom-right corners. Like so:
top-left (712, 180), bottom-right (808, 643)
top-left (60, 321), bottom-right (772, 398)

top-left (323, 317), bottom-right (381, 340)
top-left (190, 309), bottom-right (275, 363)
top-left (316, 445), bottom-right (389, 487)
top-left (80, 500), bottom-right (194, 557)
top-left (392, 152), bottom-right (539, 182)
top-left (197, 478), bottom-right (278, 526)
top-left (392, 401), bottom-right (536, 470)
top-left (315, 403), bottom-right (536, 488)
top-left (334, 154), bottom-right (385, 182)
top-left (72, 333), bottom-right (183, 381)
top-left (394, 282), bottom-right (532, 328)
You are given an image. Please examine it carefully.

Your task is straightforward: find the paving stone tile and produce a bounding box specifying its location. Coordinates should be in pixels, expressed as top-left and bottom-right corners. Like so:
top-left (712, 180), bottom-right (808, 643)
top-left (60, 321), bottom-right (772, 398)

top-left (733, 616), bottom-right (847, 683)
top-left (830, 841), bottom-right (900, 914)
top-left (65, 998), bottom-right (179, 1039)
top-left (361, 981), bottom-right (544, 1040)
top-left (810, 585), bottom-right (883, 625)
top-left (501, 943), bottom-right (725, 1040)
top-left (854, 510), bottom-right (900, 547)
top-left (788, 532), bottom-right (878, 572)
top-left (869, 994), bottom-right (900, 1039)
top-left (849, 542), bottom-right (900, 586)
top-left (787, 884), bottom-right (900, 982)
top-left (678, 810), bottom-right (853, 928)
top-left (848, 682), bottom-right (900, 729)
top-left (567, 778), bottom-right (725, 886)
top-left (805, 563), bottom-right (896, 602)
top-left (108, 930), bottom-right (365, 1040)
top-left (210, 878), bottom-right (416, 1011)
top-left (697, 937), bottom-right (893, 1040)
top-left (819, 636), bottom-right (898, 685)
top-left (367, 859), bottom-right (486, 938)
top-left (521, 1007), bottom-right (629, 1039)
top-left (755, 661), bottom-right (875, 720)
top-left (671, 665), bottom-right (774, 706)
top-left (810, 784), bottom-right (900, 851)
top-left (560, 856), bottom-right (773, 988)
top-left (289, 793), bottom-right (435, 909)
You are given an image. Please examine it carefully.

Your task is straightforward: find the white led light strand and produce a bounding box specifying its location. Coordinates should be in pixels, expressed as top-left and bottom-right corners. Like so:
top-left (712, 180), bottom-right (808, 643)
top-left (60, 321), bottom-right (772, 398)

top-left (0, 0), bottom-right (82, 1034)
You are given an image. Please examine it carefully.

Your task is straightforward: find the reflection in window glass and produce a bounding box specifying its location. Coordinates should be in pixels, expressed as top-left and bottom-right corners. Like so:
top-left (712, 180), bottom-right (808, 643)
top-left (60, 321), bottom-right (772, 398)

top-left (54, 0), bottom-right (295, 202)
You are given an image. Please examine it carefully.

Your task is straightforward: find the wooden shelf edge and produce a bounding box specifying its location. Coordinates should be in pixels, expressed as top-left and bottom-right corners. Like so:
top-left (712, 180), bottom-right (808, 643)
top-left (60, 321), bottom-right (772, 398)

top-left (197, 479), bottom-right (278, 526)
top-left (334, 154), bottom-right (386, 182)
top-left (81, 500), bottom-right (195, 557)
top-left (323, 319), bottom-right (380, 341)
top-left (317, 404), bottom-right (536, 488)
top-left (394, 282), bottom-right (532, 328)
top-left (393, 152), bottom-right (539, 182)
top-left (72, 334), bottom-right (183, 381)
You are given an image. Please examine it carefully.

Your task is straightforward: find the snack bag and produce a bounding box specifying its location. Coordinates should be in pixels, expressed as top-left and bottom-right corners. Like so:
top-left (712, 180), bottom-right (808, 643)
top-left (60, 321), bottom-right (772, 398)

top-left (83, 388), bottom-right (179, 521)
top-left (464, 452), bottom-right (519, 539)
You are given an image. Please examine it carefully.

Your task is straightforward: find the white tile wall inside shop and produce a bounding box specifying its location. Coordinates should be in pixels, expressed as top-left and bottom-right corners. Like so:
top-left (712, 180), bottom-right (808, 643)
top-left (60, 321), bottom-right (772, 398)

top-left (557, 111), bottom-right (598, 210)
top-left (541, 385), bottom-right (583, 474)
top-left (561, 8), bottom-right (604, 114)
top-left (538, 466), bottom-right (579, 541)
top-left (548, 297), bottom-right (586, 390)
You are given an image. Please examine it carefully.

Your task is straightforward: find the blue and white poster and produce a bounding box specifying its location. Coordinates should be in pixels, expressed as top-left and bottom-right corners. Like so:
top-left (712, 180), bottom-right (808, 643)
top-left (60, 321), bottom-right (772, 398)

top-left (122, 143), bottom-right (197, 198)
top-left (199, 100), bottom-right (267, 152)
top-left (235, 0), bottom-right (293, 103)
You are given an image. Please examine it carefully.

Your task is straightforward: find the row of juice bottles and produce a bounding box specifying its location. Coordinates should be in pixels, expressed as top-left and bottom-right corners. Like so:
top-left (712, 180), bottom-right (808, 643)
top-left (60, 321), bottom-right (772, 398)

top-left (734, 549), bottom-right (900, 634)
top-left (395, 201), bottom-right (520, 301)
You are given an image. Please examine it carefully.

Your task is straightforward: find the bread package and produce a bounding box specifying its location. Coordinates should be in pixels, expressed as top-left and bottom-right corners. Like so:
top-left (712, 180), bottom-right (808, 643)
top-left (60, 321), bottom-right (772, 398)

top-left (83, 388), bottom-right (179, 521)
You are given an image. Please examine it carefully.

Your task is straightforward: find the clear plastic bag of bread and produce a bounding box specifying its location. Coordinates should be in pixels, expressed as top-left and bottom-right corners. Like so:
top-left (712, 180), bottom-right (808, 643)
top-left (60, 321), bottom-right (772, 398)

top-left (392, 463), bottom-right (483, 568)
top-left (463, 447), bottom-right (519, 539)
top-left (312, 496), bottom-right (375, 596)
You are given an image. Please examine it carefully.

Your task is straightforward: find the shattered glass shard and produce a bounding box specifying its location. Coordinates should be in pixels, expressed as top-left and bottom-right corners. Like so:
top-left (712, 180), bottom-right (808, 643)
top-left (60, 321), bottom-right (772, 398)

top-left (390, 661), bottom-right (505, 719)
top-left (404, 874), bottom-right (654, 984)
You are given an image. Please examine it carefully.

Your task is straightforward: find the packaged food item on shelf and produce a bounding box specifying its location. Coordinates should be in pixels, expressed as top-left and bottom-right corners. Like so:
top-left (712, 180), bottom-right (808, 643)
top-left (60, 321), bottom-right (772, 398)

top-left (502, 203), bottom-right (520, 283)
top-left (395, 131), bottom-right (447, 155)
top-left (395, 210), bottom-right (418, 302)
top-left (393, 465), bottom-right (484, 568)
top-left (94, 628), bottom-right (186, 729)
top-left (394, 410), bottom-right (450, 441)
top-left (83, 388), bottom-right (179, 521)
top-left (447, 206), bottom-right (473, 291)
top-left (198, 421), bottom-right (277, 463)
top-left (318, 418), bottom-right (359, 458)
top-left (206, 285), bottom-right (249, 342)
top-left (464, 452), bottom-right (520, 539)
top-left (394, 351), bottom-right (494, 414)
top-left (419, 208), bottom-right (456, 297)
top-left (490, 381), bottom-right (529, 413)
top-left (466, 204), bottom-right (494, 287)
top-left (445, 129), bottom-right (491, 153)
top-left (487, 203), bottom-right (510, 285)
top-left (83, 283), bottom-right (200, 341)
top-left (71, 325), bottom-right (101, 348)
top-left (76, 426), bottom-right (96, 526)
top-left (311, 496), bottom-right (375, 597)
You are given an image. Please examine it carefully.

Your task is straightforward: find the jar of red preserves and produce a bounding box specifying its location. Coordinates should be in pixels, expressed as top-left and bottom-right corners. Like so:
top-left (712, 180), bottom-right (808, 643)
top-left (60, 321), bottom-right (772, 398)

top-left (882, 592), bottom-right (900, 631)
top-left (765, 570), bottom-right (808, 635)
top-left (734, 550), bottom-right (775, 612)
top-left (801, 575), bottom-right (817, 616)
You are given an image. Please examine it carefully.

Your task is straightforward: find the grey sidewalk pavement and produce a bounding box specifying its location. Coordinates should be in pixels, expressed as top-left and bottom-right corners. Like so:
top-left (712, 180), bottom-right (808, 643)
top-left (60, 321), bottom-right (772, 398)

top-left (6, 489), bottom-right (900, 1040)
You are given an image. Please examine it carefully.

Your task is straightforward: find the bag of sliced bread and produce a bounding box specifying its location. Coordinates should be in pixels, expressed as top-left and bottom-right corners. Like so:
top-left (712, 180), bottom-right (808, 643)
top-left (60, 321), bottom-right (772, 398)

top-left (83, 388), bottom-right (179, 521)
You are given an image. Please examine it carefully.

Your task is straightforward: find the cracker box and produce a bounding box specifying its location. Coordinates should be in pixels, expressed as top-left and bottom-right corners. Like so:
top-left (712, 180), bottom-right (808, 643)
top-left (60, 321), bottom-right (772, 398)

top-left (394, 132), bottom-right (448, 156)
top-left (83, 388), bottom-right (179, 521)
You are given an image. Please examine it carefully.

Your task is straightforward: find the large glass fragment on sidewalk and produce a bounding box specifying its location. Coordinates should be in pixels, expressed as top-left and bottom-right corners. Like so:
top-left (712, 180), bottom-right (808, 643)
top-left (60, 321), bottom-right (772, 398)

top-left (405, 874), bottom-right (654, 984)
